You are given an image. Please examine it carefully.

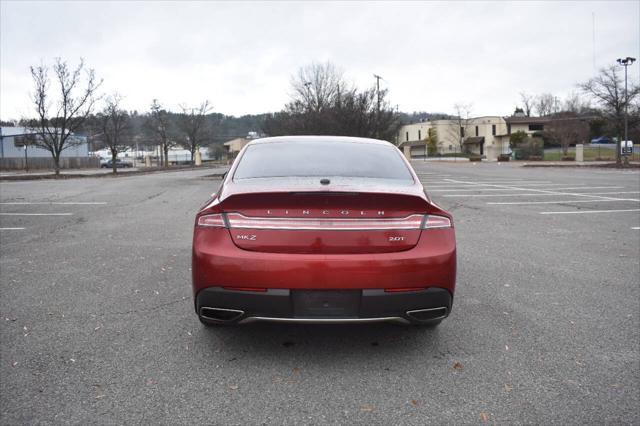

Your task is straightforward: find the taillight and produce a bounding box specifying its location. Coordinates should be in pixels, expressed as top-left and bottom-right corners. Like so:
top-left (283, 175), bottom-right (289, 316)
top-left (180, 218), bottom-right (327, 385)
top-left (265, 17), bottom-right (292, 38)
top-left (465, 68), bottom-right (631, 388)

top-left (197, 214), bottom-right (226, 227)
top-left (422, 215), bottom-right (452, 229)
top-left (225, 213), bottom-right (424, 230)
top-left (197, 212), bottom-right (452, 230)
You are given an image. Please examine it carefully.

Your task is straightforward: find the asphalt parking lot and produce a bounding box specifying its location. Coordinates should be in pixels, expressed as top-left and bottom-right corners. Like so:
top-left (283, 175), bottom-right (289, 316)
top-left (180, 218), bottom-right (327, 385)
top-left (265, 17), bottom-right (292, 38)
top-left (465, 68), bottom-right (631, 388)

top-left (1, 163), bottom-right (639, 424)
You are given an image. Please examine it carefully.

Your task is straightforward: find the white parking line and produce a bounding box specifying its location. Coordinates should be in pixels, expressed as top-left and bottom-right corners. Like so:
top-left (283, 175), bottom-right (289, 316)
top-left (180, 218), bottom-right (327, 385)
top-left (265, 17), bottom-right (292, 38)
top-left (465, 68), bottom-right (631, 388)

top-left (632, 227), bottom-right (640, 230)
top-left (0, 213), bottom-right (73, 216)
top-left (442, 190), bottom-right (631, 198)
top-left (443, 179), bottom-right (630, 202)
top-left (429, 185), bottom-right (594, 192)
top-left (488, 199), bottom-right (640, 205)
top-left (0, 202), bottom-right (107, 205)
top-left (0, 227), bottom-right (25, 230)
top-left (540, 209), bottom-right (640, 215)
top-left (425, 182), bottom-right (558, 189)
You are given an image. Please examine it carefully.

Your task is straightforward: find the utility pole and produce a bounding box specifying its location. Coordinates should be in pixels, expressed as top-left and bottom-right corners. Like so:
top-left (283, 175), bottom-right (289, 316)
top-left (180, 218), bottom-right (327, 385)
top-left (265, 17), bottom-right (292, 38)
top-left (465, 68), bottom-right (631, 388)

top-left (373, 74), bottom-right (383, 138)
top-left (616, 56), bottom-right (636, 166)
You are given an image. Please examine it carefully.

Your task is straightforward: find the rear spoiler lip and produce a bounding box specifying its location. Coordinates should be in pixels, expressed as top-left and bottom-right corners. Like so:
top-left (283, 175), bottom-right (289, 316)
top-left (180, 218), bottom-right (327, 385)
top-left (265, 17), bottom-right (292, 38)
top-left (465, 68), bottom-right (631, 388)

top-left (218, 181), bottom-right (427, 203)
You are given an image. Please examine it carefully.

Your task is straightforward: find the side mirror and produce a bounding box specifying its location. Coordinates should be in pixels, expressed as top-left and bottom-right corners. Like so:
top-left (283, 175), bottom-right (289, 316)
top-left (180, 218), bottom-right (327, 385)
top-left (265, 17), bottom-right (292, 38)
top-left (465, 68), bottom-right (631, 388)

top-left (222, 171), bottom-right (228, 180)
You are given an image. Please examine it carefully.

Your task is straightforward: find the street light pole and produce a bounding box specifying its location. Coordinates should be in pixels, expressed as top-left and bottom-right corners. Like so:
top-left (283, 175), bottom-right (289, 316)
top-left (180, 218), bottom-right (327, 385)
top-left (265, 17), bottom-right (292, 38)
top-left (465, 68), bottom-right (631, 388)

top-left (616, 56), bottom-right (636, 165)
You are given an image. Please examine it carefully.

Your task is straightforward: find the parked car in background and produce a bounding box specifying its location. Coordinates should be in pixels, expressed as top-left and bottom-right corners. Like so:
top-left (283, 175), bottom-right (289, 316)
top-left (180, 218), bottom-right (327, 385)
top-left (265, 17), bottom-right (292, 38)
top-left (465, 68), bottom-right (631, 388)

top-left (590, 136), bottom-right (613, 144)
top-left (192, 136), bottom-right (457, 327)
top-left (101, 159), bottom-right (133, 168)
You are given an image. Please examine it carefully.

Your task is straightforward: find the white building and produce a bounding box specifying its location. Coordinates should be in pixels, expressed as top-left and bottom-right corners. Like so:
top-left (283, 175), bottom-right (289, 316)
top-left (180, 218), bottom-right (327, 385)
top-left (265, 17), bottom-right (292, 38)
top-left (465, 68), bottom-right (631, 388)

top-left (397, 116), bottom-right (509, 160)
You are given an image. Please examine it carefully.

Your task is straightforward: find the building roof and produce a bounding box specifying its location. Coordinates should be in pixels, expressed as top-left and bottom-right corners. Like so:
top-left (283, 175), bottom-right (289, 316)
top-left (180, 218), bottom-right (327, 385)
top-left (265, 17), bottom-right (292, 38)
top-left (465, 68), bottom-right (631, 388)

top-left (463, 136), bottom-right (485, 145)
top-left (223, 137), bottom-right (249, 146)
top-left (398, 141), bottom-right (427, 148)
top-left (505, 116), bottom-right (550, 124)
top-left (0, 127), bottom-right (38, 138)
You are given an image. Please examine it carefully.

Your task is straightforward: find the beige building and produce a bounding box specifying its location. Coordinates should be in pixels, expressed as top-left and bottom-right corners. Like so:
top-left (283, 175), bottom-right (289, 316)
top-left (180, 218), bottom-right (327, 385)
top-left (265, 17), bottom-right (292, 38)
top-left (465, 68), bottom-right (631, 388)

top-left (492, 115), bottom-right (550, 150)
top-left (397, 116), bottom-right (509, 160)
top-left (223, 137), bottom-right (251, 159)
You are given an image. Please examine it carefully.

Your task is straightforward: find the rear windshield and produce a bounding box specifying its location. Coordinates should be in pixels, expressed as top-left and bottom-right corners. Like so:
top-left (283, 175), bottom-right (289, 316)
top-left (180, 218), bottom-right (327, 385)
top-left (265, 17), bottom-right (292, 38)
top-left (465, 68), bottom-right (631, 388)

top-left (233, 141), bottom-right (413, 181)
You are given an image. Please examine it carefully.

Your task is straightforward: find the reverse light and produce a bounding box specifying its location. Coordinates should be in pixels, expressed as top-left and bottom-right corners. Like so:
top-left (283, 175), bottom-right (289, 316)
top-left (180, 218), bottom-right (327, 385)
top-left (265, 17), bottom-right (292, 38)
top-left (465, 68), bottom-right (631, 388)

top-left (197, 214), bottom-right (226, 227)
top-left (422, 215), bottom-right (452, 229)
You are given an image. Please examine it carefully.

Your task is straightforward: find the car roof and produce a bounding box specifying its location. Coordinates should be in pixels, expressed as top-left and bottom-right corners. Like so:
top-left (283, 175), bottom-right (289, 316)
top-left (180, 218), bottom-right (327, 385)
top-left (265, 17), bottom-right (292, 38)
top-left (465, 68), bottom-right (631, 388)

top-left (247, 136), bottom-right (393, 147)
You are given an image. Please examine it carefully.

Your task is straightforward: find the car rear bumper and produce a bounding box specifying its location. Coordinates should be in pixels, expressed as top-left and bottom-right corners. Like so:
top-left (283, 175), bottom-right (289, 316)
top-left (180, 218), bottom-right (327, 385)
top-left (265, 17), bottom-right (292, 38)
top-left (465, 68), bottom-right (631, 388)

top-left (195, 286), bottom-right (452, 325)
top-left (192, 227), bottom-right (456, 291)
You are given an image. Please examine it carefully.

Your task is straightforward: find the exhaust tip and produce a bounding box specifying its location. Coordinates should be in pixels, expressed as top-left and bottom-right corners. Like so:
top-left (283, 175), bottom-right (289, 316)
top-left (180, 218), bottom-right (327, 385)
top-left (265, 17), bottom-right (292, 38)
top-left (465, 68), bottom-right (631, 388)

top-left (406, 307), bottom-right (448, 322)
top-left (200, 307), bottom-right (244, 323)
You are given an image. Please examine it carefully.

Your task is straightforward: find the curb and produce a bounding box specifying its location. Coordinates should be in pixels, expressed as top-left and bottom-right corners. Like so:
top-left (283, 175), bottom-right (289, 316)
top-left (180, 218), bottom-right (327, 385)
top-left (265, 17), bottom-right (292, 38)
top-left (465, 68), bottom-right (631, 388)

top-left (0, 165), bottom-right (229, 181)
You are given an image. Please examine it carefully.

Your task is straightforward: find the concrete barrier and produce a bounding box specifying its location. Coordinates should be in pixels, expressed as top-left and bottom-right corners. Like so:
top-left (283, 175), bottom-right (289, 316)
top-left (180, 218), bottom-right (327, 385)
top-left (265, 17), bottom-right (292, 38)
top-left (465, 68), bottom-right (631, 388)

top-left (575, 144), bottom-right (584, 162)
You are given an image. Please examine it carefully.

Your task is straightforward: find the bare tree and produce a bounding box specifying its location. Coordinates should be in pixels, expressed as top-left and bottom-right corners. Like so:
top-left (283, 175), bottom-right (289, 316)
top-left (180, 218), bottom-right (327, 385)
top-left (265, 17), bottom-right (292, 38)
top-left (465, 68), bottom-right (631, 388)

top-left (147, 99), bottom-right (172, 167)
top-left (546, 114), bottom-right (590, 156)
top-left (563, 91), bottom-right (590, 114)
top-left (290, 62), bottom-right (346, 113)
top-left (519, 92), bottom-right (535, 117)
top-left (264, 61), bottom-right (400, 141)
top-left (449, 103), bottom-right (473, 153)
top-left (534, 93), bottom-right (555, 116)
top-left (580, 65), bottom-right (640, 164)
top-left (97, 94), bottom-right (130, 174)
top-left (177, 101), bottom-right (212, 165)
top-left (28, 58), bottom-right (102, 175)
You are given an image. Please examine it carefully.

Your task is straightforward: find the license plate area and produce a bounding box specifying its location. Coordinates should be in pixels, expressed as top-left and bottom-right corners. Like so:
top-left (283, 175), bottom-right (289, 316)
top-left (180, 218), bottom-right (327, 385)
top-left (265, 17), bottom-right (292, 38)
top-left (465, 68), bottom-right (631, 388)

top-left (292, 290), bottom-right (361, 318)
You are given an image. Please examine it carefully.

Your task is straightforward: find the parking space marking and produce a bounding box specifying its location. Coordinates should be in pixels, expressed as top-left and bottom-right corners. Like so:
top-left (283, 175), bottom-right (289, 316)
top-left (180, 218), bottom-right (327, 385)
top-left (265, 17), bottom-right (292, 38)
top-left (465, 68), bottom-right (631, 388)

top-left (0, 213), bottom-right (73, 216)
top-left (425, 182), bottom-right (556, 189)
top-left (488, 199), bottom-right (640, 205)
top-left (429, 185), bottom-right (593, 192)
top-left (443, 190), bottom-right (626, 198)
top-left (540, 209), bottom-right (640, 215)
top-left (632, 227), bottom-right (640, 230)
top-left (442, 191), bottom-right (639, 198)
top-left (443, 179), bottom-right (631, 202)
top-left (0, 202), bottom-right (107, 205)
top-left (0, 227), bottom-right (25, 230)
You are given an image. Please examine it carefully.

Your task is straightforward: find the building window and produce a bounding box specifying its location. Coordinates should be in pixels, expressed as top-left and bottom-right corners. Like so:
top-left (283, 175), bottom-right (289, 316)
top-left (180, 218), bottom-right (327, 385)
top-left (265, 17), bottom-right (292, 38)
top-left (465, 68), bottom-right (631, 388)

top-left (449, 145), bottom-right (453, 151)
top-left (507, 124), bottom-right (511, 134)
top-left (460, 127), bottom-right (464, 137)
top-left (406, 132), bottom-right (409, 142)
top-left (475, 126), bottom-right (479, 137)
top-left (418, 130), bottom-right (421, 140)
top-left (492, 124), bottom-right (496, 136)
top-left (529, 124), bottom-right (544, 131)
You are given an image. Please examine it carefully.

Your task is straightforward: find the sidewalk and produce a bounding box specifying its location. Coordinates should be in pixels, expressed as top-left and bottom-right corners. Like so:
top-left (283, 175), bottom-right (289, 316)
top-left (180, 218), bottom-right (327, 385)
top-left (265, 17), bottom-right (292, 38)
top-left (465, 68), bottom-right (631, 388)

top-left (520, 160), bottom-right (640, 168)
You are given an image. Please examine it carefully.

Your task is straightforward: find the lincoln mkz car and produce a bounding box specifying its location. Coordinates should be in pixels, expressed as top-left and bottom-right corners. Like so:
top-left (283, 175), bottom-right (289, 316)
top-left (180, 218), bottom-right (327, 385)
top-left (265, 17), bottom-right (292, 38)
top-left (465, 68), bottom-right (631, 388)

top-left (192, 136), bottom-right (456, 326)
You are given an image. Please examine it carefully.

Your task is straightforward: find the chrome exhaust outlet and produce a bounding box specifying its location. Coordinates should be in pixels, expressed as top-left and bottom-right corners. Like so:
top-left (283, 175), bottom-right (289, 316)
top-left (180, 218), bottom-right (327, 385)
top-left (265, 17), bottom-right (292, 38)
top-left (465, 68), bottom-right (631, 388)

top-left (200, 307), bottom-right (244, 323)
top-left (406, 307), bottom-right (448, 322)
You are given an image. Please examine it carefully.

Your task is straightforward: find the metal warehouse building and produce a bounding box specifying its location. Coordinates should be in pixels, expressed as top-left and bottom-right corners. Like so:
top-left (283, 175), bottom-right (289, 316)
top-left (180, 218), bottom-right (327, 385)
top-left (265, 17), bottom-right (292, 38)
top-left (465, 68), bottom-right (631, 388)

top-left (0, 127), bottom-right (98, 170)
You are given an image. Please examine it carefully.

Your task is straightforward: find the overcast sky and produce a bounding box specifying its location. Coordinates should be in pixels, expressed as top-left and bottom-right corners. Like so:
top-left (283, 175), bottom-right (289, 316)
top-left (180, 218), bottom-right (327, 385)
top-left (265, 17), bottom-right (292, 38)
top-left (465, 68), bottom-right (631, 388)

top-left (1, 1), bottom-right (639, 120)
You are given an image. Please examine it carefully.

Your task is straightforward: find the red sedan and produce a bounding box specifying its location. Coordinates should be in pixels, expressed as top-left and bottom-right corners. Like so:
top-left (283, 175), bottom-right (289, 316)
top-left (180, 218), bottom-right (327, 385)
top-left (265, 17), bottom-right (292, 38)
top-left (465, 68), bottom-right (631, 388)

top-left (192, 136), bottom-right (456, 326)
